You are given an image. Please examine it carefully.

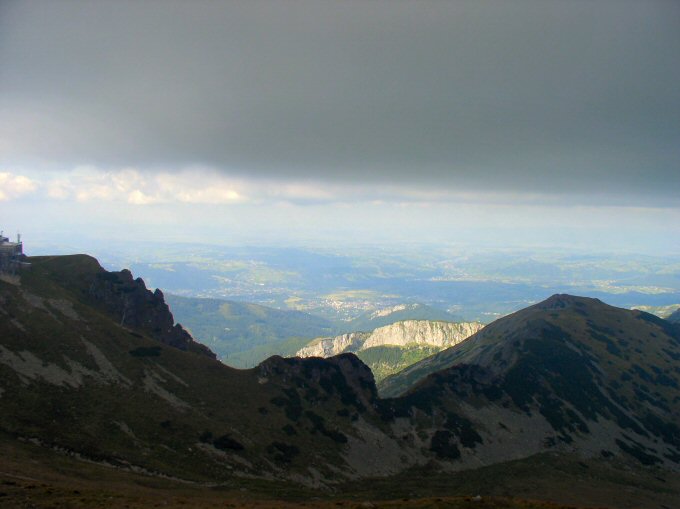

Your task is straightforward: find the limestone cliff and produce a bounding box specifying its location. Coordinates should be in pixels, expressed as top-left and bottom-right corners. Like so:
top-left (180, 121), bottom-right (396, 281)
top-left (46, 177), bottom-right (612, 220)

top-left (296, 332), bottom-right (369, 358)
top-left (296, 320), bottom-right (483, 358)
top-left (363, 320), bottom-right (483, 349)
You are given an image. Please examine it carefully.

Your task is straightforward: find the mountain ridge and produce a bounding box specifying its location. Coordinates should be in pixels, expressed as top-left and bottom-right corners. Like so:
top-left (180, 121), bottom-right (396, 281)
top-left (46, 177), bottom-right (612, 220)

top-left (344, 303), bottom-right (463, 332)
top-left (379, 294), bottom-right (680, 470)
top-left (2, 257), bottom-right (680, 507)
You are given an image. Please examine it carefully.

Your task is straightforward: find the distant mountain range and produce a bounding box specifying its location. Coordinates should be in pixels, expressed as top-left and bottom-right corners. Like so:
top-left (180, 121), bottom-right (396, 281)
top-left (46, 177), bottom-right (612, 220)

top-left (2, 255), bottom-right (680, 506)
top-left (165, 295), bottom-right (463, 369)
top-left (297, 319), bottom-right (483, 381)
top-left (165, 294), bottom-right (334, 367)
top-left (343, 302), bottom-right (463, 331)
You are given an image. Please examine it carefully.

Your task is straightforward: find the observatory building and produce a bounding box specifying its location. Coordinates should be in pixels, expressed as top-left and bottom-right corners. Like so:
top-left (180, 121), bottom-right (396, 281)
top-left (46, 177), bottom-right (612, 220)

top-left (0, 231), bottom-right (27, 274)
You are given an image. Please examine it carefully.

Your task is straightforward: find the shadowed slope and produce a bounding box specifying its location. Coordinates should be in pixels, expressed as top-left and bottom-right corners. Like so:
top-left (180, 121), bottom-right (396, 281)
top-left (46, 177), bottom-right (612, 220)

top-left (0, 256), bottom-right (385, 485)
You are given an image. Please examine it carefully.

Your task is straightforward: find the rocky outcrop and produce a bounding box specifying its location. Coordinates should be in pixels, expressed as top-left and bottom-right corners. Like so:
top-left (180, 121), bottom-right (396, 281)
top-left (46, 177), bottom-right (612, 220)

top-left (368, 304), bottom-right (413, 319)
top-left (296, 332), bottom-right (369, 358)
top-left (88, 268), bottom-right (216, 358)
top-left (258, 353), bottom-right (378, 409)
top-left (297, 320), bottom-right (483, 358)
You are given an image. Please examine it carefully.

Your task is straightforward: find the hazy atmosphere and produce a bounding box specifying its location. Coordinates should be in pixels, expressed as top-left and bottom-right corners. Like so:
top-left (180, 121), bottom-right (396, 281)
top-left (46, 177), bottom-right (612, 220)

top-left (1, 0), bottom-right (678, 252)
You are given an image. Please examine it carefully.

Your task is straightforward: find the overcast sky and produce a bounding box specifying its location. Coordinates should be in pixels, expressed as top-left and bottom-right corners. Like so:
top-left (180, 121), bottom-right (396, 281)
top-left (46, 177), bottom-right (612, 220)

top-left (1, 0), bottom-right (679, 252)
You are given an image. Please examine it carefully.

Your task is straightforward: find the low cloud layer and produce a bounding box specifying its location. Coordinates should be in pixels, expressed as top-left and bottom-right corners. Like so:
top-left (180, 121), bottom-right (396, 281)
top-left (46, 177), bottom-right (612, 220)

top-left (1, 1), bottom-right (678, 206)
top-left (4, 166), bottom-right (665, 209)
top-left (0, 172), bottom-right (36, 201)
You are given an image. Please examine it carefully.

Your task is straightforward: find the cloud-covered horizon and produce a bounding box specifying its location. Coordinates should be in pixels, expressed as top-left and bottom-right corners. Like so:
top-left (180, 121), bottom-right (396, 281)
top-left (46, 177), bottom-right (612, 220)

top-left (1, 0), bottom-right (679, 206)
top-left (3, 165), bottom-right (679, 209)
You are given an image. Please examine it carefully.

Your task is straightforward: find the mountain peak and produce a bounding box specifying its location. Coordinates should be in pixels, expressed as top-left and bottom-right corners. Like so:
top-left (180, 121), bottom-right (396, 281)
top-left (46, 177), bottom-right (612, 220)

top-left (535, 293), bottom-right (603, 310)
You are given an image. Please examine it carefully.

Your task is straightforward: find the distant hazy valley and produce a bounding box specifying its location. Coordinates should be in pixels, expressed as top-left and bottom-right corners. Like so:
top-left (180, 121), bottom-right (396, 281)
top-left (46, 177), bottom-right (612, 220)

top-left (32, 242), bottom-right (680, 376)
top-left (166, 292), bottom-right (474, 372)
top-left (36, 242), bottom-right (680, 324)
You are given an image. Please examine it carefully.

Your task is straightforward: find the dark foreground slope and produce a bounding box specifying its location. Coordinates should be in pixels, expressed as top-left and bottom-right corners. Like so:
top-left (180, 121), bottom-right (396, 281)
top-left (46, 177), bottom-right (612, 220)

top-left (2, 258), bottom-right (680, 507)
top-left (0, 256), bottom-right (382, 486)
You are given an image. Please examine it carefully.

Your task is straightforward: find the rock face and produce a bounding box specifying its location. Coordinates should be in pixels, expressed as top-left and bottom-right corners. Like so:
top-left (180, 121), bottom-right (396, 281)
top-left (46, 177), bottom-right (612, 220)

top-left (363, 320), bottom-right (483, 349)
top-left (26, 254), bottom-right (215, 358)
top-left (296, 320), bottom-right (483, 358)
top-left (88, 268), bottom-right (214, 357)
top-left (297, 332), bottom-right (369, 357)
top-left (258, 353), bottom-right (378, 412)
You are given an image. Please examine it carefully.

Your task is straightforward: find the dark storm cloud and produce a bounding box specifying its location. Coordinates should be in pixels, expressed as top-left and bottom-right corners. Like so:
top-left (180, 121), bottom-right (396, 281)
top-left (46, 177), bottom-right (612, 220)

top-left (1, 0), bottom-right (679, 203)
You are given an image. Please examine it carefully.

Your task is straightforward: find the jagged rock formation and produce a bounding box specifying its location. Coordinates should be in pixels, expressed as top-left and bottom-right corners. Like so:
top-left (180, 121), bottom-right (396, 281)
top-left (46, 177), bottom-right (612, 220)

top-left (87, 268), bottom-right (214, 356)
top-left (297, 320), bottom-right (483, 357)
top-left (21, 255), bottom-right (214, 358)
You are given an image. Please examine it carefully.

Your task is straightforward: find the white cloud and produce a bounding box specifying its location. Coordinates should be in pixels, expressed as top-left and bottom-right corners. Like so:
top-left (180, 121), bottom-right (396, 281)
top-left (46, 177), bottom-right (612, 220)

top-left (151, 172), bottom-right (244, 204)
top-left (26, 167), bottom-right (248, 205)
top-left (0, 172), bottom-right (37, 201)
top-left (4, 165), bottom-right (680, 212)
top-left (6, 166), bottom-right (342, 206)
top-left (47, 180), bottom-right (73, 200)
top-left (127, 189), bottom-right (158, 205)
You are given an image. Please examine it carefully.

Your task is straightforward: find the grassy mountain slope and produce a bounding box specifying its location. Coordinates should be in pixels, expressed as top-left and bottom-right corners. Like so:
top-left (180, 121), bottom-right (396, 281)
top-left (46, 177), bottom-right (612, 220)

top-left (355, 345), bottom-right (441, 382)
top-left (0, 256), bottom-right (384, 485)
top-left (165, 294), bottom-right (334, 367)
top-left (4, 436), bottom-right (680, 508)
top-left (379, 295), bottom-right (680, 471)
top-left (3, 258), bottom-right (680, 507)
